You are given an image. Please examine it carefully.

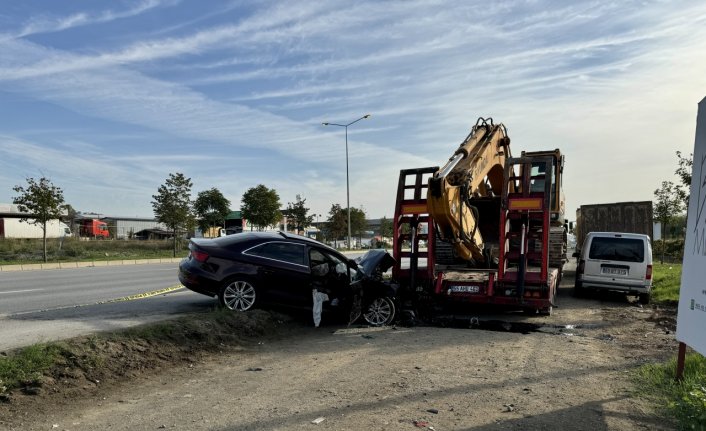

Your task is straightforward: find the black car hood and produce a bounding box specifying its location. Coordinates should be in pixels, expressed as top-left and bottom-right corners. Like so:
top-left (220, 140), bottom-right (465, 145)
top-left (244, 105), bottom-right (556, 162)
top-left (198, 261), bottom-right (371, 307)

top-left (355, 249), bottom-right (396, 278)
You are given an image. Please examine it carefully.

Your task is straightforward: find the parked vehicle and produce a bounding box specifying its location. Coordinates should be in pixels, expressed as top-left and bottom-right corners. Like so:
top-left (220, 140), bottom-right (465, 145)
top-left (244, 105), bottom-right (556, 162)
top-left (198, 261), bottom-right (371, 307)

top-left (574, 232), bottom-right (653, 304)
top-left (79, 219), bottom-right (109, 239)
top-left (178, 231), bottom-right (398, 326)
top-left (574, 202), bottom-right (653, 251)
top-left (0, 218), bottom-right (71, 239)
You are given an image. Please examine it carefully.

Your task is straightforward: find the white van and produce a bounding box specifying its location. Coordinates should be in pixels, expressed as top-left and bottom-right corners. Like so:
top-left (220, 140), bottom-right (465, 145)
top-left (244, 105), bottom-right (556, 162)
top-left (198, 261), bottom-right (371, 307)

top-left (574, 232), bottom-right (653, 304)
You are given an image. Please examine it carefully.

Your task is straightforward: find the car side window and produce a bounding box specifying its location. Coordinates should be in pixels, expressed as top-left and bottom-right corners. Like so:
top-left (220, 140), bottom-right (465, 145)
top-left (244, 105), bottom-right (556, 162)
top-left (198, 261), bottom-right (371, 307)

top-left (309, 248), bottom-right (349, 275)
top-left (246, 242), bottom-right (306, 266)
top-left (309, 249), bottom-right (327, 266)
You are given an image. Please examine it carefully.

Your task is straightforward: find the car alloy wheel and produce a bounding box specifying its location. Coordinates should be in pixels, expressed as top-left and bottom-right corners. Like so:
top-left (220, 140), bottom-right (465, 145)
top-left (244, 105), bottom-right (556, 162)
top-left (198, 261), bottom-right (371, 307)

top-left (220, 279), bottom-right (257, 311)
top-left (363, 297), bottom-right (395, 326)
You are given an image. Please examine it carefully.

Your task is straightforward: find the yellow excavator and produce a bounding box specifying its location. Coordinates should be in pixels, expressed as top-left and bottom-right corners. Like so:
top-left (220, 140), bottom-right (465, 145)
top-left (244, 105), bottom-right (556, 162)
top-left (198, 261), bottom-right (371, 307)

top-left (392, 117), bottom-right (566, 315)
top-left (426, 117), bottom-right (566, 270)
top-left (427, 117), bottom-right (511, 264)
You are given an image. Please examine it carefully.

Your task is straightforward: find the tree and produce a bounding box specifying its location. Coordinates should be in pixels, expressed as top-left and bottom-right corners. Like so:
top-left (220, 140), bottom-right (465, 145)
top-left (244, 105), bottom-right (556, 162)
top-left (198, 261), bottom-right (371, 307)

top-left (378, 216), bottom-right (393, 248)
top-left (675, 150), bottom-right (693, 210)
top-left (350, 206), bottom-right (367, 246)
top-left (193, 188), bottom-right (231, 236)
top-left (152, 172), bottom-right (193, 257)
top-left (241, 185), bottom-right (281, 231)
top-left (326, 204), bottom-right (347, 247)
top-left (12, 177), bottom-right (65, 262)
top-left (286, 194), bottom-right (314, 234)
top-left (653, 181), bottom-right (683, 263)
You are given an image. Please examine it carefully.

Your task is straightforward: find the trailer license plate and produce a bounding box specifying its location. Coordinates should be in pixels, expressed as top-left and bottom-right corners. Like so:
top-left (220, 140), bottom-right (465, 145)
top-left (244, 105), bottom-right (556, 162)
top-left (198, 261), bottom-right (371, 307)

top-left (601, 267), bottom-right (627, 276)
top-left (449, 285), bottom-right (480, 293)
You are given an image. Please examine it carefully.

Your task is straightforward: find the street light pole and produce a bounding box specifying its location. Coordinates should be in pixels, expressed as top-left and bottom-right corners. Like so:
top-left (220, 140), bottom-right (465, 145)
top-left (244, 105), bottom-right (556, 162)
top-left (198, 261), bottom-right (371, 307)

top-left (322, 114), bottom-right (371, 249)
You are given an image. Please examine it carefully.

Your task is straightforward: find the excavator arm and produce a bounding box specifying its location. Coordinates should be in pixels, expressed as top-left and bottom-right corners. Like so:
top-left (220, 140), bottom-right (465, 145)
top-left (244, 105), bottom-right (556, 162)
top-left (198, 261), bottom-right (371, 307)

top-left (427, 117), bottom-right (511, 263)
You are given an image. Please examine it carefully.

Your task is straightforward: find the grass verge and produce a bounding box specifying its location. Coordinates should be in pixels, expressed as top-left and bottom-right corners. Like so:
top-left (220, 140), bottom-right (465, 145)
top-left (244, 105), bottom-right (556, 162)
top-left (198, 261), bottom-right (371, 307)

top-left (640, 263), bottom-right (706, 429)
top-left (651, 262), bottom-right (682, 305)
top-left (0, 344), bottom-right (64, 392)
top-left (0, 237), bottom-right (188, 265)
top-left (635, 352), bottom-right (706, 430)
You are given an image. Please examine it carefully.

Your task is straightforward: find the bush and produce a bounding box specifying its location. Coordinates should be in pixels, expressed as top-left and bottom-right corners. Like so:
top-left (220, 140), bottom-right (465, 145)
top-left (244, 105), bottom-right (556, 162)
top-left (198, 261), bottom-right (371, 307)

top-left (653, 238), bottom-right (685, 263)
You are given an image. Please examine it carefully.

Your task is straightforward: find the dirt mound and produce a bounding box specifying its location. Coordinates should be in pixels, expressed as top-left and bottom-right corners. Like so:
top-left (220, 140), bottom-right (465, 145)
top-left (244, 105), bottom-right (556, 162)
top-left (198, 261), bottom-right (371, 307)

top-left (0, 309), bottom-right (295, 415)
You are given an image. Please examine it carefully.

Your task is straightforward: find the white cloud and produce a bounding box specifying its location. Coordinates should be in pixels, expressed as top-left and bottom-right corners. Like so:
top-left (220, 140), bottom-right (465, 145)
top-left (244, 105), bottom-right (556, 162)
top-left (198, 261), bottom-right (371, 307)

top-left (9, 0), bottom-right (170, 39)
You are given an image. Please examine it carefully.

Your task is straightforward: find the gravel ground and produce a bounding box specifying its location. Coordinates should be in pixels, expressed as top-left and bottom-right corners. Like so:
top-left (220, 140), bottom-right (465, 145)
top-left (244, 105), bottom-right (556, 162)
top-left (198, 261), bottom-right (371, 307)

top-left (0, 263), bottom-right (678, 431)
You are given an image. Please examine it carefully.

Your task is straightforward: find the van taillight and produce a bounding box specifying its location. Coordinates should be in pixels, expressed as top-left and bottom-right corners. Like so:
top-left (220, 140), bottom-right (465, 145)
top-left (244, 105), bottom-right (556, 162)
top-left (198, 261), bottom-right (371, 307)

top-left (577, 259), bottom-right (585, 275)
top-left (191, 249), bottom-right (209, 262)
top-left (646, 265), bottom-right (652, 280)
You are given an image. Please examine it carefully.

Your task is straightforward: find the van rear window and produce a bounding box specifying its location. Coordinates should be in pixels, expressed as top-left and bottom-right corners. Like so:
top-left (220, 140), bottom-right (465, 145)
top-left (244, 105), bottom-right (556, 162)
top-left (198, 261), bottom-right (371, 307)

top-left (588, 237), bottom-right (644, 262)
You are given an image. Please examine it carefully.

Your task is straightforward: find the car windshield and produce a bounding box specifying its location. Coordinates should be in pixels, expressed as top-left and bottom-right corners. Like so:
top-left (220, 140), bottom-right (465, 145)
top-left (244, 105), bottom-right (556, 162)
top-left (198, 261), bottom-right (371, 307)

top-left (589, 237), bottom-right (644, 262)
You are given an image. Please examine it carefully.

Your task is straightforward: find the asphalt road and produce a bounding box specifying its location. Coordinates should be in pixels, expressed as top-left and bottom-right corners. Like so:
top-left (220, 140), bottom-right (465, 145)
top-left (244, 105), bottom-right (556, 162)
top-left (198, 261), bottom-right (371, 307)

top-left (0, 263), bottom-right (215, 351)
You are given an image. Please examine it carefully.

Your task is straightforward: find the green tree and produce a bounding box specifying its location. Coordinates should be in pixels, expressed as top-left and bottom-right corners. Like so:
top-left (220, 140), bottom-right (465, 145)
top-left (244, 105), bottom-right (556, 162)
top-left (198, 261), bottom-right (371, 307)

top-left (193, 188), bottom-right (231, 236)
top-left (350, 206), bottom-right (367, 246)
top-left (326, 204), bottom-right (347, 248)
top-left (12, 177), bottom-right (66, 262)
top-left (287, 194), bottom-right (314, 234)
top-left (653, 180), bottom-right (683, 263)
top-left (675, 150), bottom-right (693, 210)
top-left (152, 172), bottom-right (194, 257)
top-left (241, 185), bottom-right (281, 231)
top-left (378, 216), bottom-right (392, 248)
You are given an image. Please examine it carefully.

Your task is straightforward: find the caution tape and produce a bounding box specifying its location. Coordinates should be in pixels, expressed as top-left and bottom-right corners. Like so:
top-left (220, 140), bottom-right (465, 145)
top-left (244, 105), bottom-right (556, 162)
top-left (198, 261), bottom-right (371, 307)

top-left (100, 285), bottom-right (185, 304)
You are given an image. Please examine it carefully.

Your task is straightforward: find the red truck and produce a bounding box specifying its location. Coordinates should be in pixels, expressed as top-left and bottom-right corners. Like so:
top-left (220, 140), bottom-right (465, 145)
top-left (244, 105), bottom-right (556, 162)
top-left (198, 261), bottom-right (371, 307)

top-left (80, 219), bottom-right (110, 239)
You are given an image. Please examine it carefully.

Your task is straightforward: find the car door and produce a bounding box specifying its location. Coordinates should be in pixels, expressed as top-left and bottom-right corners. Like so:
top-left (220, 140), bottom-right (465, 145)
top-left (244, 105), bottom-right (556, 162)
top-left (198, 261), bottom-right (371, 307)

top-left (308, 247), bottom-right (352, 303)
top-left (243, 241), bottom-right (310, 306)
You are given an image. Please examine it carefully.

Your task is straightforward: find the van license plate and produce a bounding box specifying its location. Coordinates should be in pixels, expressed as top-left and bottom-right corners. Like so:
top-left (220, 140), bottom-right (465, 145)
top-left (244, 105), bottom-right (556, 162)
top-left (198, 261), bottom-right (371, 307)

top-left (449, 285), bottom-right (480, 293)
top-left (601, 267), bottom-right (627, 276)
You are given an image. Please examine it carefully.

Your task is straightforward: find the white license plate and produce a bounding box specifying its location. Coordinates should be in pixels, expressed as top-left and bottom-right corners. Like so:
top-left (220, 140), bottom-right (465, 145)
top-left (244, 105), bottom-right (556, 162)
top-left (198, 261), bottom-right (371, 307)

top-left (601, 267), bottom-right (628, 276)
top-left (449, 285), bottom-right (480, 293)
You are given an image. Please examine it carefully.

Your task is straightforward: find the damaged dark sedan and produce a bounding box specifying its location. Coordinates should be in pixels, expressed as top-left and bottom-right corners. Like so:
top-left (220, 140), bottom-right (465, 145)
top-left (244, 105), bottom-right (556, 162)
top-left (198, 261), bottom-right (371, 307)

top-left (178, 231), bottom-right (398, 326)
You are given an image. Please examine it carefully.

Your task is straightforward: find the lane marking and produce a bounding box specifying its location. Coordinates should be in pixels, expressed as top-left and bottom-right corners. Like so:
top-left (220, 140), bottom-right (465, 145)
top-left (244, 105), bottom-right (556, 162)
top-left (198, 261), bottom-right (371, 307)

top-left (0, 288), bottom-right (44, 294)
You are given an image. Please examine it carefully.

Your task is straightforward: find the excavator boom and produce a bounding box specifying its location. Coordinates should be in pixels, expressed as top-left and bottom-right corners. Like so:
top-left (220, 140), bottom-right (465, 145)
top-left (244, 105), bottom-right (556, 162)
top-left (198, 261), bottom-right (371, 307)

top-left (427, 117), bottom-right (511, 262)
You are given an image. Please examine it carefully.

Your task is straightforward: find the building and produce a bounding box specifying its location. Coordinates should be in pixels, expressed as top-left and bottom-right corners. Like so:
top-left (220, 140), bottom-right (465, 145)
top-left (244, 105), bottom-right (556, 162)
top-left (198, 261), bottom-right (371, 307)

top-left (102, 216), bottom-right (166, 239)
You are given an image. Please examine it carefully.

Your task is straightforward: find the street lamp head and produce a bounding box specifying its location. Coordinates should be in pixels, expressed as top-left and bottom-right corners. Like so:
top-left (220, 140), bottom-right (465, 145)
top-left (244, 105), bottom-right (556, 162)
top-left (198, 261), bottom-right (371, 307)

top-left (363, 114), bottom-right (371, 119)
top-left (322, 122), bottom-right (329, 126)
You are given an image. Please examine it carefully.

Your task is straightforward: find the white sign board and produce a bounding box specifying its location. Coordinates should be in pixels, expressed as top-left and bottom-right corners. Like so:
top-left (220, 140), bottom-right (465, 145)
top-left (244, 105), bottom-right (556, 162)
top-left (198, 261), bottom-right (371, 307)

top-left (677, 96), bottom-right (706, 356)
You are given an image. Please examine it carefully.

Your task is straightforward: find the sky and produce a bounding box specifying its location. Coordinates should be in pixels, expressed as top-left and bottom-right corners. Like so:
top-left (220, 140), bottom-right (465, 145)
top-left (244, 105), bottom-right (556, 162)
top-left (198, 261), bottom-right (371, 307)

top-left (1, 0), bottom-right (705, 222)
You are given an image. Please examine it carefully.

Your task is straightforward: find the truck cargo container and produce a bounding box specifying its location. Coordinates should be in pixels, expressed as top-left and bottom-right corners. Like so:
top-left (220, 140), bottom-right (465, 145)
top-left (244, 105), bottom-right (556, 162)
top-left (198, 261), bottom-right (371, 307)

top-left (0, 218), bottom-right (71, 239)
top-left (574, 201), bottom-right (653, 251)
top-left (79, 219), bottom-right (109, 239)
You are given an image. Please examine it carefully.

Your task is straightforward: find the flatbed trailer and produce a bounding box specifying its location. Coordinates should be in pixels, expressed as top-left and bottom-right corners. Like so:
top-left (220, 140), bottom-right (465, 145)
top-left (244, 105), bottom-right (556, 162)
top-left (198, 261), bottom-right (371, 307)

top-left (393, 154), bottom-right (560, 315)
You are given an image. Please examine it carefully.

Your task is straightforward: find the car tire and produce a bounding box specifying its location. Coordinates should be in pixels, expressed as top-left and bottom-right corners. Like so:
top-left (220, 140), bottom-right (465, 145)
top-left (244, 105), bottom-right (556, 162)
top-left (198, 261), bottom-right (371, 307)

top-left (638, 292), bottom-right (651, 305)
top-left (363, 297), bottom-right (396, 326)
top-left (219, 278), bottom-right (258, 311)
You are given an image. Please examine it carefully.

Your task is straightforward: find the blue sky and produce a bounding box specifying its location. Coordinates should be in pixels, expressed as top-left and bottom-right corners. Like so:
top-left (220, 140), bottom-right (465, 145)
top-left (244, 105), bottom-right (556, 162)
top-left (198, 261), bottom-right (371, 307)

top-left (1, 0), bottom-right (705, 221)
